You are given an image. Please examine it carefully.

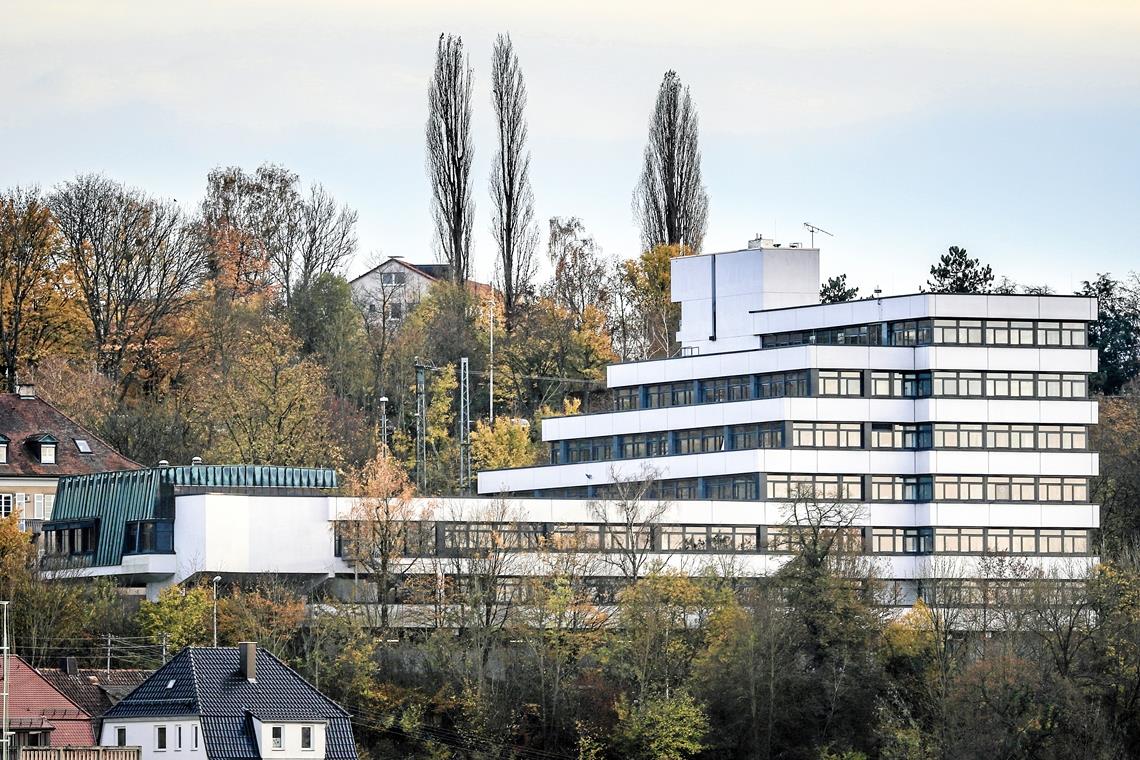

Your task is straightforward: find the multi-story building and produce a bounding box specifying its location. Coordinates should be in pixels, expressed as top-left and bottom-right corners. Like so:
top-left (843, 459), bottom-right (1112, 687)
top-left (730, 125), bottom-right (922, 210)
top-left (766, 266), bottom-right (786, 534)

top-left (475, 240), bottom-right (1100, 604)
top-left (40, 239), bottom-right (1100, 611)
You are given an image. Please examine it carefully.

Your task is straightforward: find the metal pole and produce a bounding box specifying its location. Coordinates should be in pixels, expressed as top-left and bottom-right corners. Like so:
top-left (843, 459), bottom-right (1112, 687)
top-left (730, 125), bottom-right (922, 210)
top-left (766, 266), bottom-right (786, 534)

top-left (105, 633), bottom-right (111, 674)
top-left (2, 601), bottom-right (9, 760)
top-left (487, 301), bottom-right (495, 424)
top-left (212, 576), bottom-right (221, 647)
top-left (379, 397), bottom-right (389, 451)
top-left (459, 358), bottom-right (471, 493)
top-left (414, 361), bottom-right (427, 490)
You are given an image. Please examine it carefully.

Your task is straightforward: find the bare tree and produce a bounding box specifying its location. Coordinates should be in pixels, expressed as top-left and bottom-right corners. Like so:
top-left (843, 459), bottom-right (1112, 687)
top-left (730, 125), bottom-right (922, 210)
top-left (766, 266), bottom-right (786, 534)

top-left (490, 33), bottom-right (538, 331)
top-left (0, 187), bottom-right (69, 391)
top-left (633, 70), bottom-right (709, 254)
top-left (200, 165), bottom-right (356, 306)
top-left (49, 175), bottom-right (207, 388)
top-left (342, 452), bottom-right (432, 629)
top-left (588, 464), bottom-right (670, 582)
top-left (427, 33), bottom-right (474, 287)
top-left (545, 217), bottom-right (611, 328)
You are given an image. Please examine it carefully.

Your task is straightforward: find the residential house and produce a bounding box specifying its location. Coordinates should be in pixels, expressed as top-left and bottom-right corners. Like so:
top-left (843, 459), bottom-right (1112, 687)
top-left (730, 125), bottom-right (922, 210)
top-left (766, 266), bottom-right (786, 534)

top-left (38, 658), bottom-right (153, 723)
top-left (99, 644), bottom-right (357, 760)
top-left (349, 257), bottom-right (493, 326)
top-left (0, 384), bottom-right (140, 533)
top-left (0, 655), bottom-right (98, 748)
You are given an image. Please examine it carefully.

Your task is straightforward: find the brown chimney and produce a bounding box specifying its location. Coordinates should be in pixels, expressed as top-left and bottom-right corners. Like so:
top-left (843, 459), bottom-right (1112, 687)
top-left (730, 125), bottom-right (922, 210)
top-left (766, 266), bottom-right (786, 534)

top-left (239, 642), bottom-right (257, 681)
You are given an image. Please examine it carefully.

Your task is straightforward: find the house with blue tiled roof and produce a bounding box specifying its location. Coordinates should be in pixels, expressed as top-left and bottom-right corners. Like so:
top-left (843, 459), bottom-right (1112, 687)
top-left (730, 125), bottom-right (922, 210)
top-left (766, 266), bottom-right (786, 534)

top-left (99, 643), bottom-right (357, 760)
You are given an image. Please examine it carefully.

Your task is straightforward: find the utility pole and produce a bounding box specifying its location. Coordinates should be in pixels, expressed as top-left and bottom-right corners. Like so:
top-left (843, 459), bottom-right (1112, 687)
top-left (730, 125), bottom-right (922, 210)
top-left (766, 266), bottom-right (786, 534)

top-left (105, 633), bottom-right (111, 674)
top-left (414, 360), bottom-right (427, 490)
top-left (486, 300), bottom-right (495, 424)
top-left (2, 601), bottom-right (9, 760)
top-left (458, 358), bottom-right (471, 493)
top-left (211, 576), bottom-right (221, 647)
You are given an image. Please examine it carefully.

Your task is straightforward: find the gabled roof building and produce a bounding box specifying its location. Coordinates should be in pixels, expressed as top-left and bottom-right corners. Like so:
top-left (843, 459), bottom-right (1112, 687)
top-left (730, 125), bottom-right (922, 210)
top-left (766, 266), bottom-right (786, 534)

top-left (0, 655), bottom-right (98, 748)
top-left (100, 644), bottom-right (356, 760)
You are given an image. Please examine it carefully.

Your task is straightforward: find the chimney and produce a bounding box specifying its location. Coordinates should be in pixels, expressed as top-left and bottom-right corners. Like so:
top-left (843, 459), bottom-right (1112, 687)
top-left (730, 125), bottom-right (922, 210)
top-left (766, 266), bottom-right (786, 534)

top-left (16, 383), bottom-right (35, 399)
top-left (239, 642), bottom-right (257, 681)
top-left (191, 456), bottom-right (203, 466)
top-left (747, 234), bottom-right (764, 250)
top-left (60, 656), bottom-right (79, 676)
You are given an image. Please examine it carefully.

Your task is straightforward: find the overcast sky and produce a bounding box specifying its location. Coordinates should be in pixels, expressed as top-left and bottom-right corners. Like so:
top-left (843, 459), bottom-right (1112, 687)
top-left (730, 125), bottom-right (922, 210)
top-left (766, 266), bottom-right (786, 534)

top-left (4, 0), bottom-right (1139, 295)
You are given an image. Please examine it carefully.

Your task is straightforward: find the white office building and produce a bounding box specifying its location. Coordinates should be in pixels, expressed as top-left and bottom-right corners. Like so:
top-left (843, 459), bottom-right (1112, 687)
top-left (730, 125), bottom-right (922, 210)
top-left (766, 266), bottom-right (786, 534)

top-left (474, 239), bottom-right (1100, 603)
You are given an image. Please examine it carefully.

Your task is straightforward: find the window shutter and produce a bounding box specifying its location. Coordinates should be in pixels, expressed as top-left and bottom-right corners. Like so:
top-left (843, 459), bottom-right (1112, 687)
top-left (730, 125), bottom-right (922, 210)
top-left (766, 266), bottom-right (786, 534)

top-left (14, 493), bottom-right (26, 518)
top-left (34, 493), bottom-right (44, 519)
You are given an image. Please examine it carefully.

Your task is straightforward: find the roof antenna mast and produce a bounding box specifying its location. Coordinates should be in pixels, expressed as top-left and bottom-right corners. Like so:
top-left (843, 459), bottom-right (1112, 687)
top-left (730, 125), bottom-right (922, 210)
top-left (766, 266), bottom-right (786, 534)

top-left (803, 222), bottom-right (834, 248)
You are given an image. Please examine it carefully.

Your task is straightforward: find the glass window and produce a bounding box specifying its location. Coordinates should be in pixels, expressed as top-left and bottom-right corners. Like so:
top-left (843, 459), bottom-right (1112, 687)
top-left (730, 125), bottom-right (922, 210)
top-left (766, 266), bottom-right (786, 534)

top-left (301, 727), bottom-right (313, 750)
top-left (40, 443), bottom-right (56, 464)
top-left (157, 726), bottom-right (167, 751)
top-left (613, 387), bottom-right (639, 411)
top-left (271, 726), bottom-right (283, 750)
top-left (870, 372), bottom-right (898, 397)
top-left (818, 370), bottom-right (862, 397)
top-left (116, 728), bottom-right (126, 747)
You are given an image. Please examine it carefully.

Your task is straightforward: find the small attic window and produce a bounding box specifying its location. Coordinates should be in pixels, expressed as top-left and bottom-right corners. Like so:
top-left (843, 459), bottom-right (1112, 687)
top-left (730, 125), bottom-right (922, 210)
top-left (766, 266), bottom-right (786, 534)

top-left (0, 435), bottom-right (8, 464)
top-left (29, 435), bottom-right (58, 465)
top-left (166, 679), bottom-right (176, 689)
top-left (75, 439), bottom-right (92, 454)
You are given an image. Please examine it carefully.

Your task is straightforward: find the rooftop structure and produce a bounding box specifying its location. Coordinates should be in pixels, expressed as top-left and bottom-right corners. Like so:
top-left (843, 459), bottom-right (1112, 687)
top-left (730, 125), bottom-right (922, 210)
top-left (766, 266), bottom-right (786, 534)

top-left (100, 644), bottom-right (356, 760)
top-left (0, 386), bottom-right (140, 529)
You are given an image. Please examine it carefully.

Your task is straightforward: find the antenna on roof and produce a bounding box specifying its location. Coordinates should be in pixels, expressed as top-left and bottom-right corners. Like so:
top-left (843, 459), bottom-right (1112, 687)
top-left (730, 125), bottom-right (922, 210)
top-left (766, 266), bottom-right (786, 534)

top-left (803, 222), bottom-right (834, 248)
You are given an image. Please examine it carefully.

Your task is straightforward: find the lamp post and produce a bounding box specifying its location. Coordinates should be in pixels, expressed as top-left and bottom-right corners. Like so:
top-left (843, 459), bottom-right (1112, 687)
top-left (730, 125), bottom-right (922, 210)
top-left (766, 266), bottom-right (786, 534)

top-left (211, 576), bottom-right (221, 647)
top-left (378, 396), bottom-right (389, 450)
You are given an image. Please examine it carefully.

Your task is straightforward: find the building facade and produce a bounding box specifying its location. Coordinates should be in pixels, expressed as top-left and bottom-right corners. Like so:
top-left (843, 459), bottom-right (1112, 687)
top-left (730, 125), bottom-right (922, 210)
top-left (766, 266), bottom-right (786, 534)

top-left (0, 385), bottom-right (140, 533)
top-left (474, 241), bottom-right (1100, 603)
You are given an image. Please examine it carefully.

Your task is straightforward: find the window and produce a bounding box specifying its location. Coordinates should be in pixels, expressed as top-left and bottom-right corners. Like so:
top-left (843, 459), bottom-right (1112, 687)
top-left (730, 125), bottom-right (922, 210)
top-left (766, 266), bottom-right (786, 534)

top-left (675, 428), bottom-right (724, 455)
top-left (934, 319), bottom-right (983, 344)
top-left (271, 726), bottom-right (283, 750)
top-left (933, 423), bottom-right (984, 449)
top-left (193, 726), bottom-right (199, 750)
top-left (0, 495), bottom-right (11, 518)
top-left (701, 375), bottom-right (750, 403)
top-left (1037, 321), bottom-right (1087, 347)
top-left (301, 726), bottom-right (313, 751)
top-left (792, 422), bottom-right (862, 448)
top-left (157, 726), bottom-right (168, 751)
top-left (0, 436), bottom-right (7, 464)
top-left (730, 422), bottom-right (783, 450)
top-left (177, 725), bottom-right (183, 750)
top-left (756, 370), bottom-right (809, 399)
top-left (116, 728), bottom-right (127, 747)
top-left (379, 271), bottom-right (406, 285)
top-left (705, 474), bottom-right (757, 500)
top-left (932, 371), bottom-right (983, 397)
top-left (935, 527), bottom-right (984, 553)
top-left (985, 320), bottom-right (1035, 345)
top-left (74, 439), bottom-right (92, 454)
top-left (818, 370), bottom-right (862, 397)
top-left (933, 475), bottom-right (985, 501)
top-left (766, 474), bottom-right (862, 501)
top-left (40, 443), bottom-right (56, 464)
top-left (613, 387), bottom-right (639, 411)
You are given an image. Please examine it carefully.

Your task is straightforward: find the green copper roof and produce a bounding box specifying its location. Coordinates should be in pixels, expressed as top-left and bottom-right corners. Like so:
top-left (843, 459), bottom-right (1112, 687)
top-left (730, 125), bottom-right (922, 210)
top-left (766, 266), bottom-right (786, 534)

top-left (48, 465), bottom-right (339, 567)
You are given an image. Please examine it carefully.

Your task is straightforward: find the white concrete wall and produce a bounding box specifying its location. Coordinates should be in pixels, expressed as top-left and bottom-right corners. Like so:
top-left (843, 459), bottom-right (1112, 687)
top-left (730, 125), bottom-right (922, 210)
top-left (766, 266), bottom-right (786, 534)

top-left (252, 719), bottom-right (327, 759)
top-left (673, 246), bottom-right (820, 356)
top-left (101, 718), bottom-right (204, 760)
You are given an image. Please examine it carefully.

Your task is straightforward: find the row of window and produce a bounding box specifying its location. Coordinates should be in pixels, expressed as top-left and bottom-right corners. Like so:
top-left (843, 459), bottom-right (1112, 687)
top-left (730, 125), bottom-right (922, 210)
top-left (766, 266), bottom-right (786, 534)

top-left (336, 520), bottom-right (1093, 557)
top-left (138, 723), bottom-right (315, 752)
top-left (607, 367), bottom-right (1089, 412)
top-left (761, 318), bottom-right (1087, 349)
top-left (532, 473), bottom-right (1092, 503)
top-left (0, 492), bottom-right (55, 519)
top-left (549, 421), bottom-right (1089, 465)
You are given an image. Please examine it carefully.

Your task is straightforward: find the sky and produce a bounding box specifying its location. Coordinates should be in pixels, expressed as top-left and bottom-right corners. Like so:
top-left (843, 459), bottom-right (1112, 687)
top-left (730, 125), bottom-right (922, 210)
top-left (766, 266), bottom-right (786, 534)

top-left (3, 0), bottom-right (1140, 296)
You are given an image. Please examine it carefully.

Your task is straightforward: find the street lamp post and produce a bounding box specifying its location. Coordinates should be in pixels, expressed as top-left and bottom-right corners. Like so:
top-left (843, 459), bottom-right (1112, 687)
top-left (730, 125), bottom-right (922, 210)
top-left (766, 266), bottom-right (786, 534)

top-left (211, 576), bottom-right (221, 647)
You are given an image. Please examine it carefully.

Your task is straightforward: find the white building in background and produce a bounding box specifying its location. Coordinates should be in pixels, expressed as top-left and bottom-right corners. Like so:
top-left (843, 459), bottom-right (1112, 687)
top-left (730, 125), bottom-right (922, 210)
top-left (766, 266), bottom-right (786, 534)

top-left (476, 238), bottom-right (1100, 602)
top-left (42, 239), bottom-right (1100, 609)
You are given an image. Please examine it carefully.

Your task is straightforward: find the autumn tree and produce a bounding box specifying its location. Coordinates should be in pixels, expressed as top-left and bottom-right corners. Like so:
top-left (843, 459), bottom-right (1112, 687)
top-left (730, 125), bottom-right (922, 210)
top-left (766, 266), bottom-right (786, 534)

top-left (49, 174), bottom-right (208, 388)
top-left (136, 585), bottom-right (211, 650)
top-left (926, 246), bottom-right (994, 293)
top-left (216, 580), bottom-right (306, 655)
top-left (342, 451), bottom-right (430, 628)
top-left (618, 244), bottom-right (687, 359)
top-left (470, 416), bottom-right (537, 471)
top-left (288, 272), bottom-right (370, 401)
top-left (427, 33), bottom-right (475, 286)
top-left (490, 33), bottom-right (538, 331)
top-left (545, 217), bottom-right (611, 328)
top-left (200, 164), bottom-right (357, 306)
top-left (1096, 382), bottom-right (1140, 554)
top-left (634, 70), bottom-right (709, 254)
top-left (201, 319), bottom-right (340, 466)
top-left (819, 273), bottom-right (860, 303)
top-left (0, 187), bottom-right (82, 391)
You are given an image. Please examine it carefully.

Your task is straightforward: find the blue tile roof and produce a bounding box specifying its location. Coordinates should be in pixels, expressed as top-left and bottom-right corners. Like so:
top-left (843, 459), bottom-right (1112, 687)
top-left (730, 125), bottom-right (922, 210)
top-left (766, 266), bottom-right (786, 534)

top-left (103, 648), bottom-right (356, 760)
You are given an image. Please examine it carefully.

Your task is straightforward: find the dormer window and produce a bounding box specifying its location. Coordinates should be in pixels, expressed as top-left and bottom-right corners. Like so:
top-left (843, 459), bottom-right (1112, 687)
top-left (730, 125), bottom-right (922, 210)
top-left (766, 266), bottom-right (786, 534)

top-left (0, 435), bottom-right (7, 464)
top-left (29, 435), bottom-right (58, 464)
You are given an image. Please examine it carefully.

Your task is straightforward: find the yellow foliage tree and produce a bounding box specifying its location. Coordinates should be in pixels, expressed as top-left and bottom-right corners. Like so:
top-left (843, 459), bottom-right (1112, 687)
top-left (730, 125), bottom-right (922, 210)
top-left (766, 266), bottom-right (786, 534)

top-left (470, 417), bottom-right (538, 472)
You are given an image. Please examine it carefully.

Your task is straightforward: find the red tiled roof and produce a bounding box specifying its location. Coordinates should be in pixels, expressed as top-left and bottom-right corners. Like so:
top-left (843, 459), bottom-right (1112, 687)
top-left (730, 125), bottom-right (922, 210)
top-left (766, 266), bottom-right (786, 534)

top-left (1, 657), bottom-right (95, 746)
top-left (38, 668), bottom-right (153, 717)
top-left (0, 393), bottom-right (140, 478)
